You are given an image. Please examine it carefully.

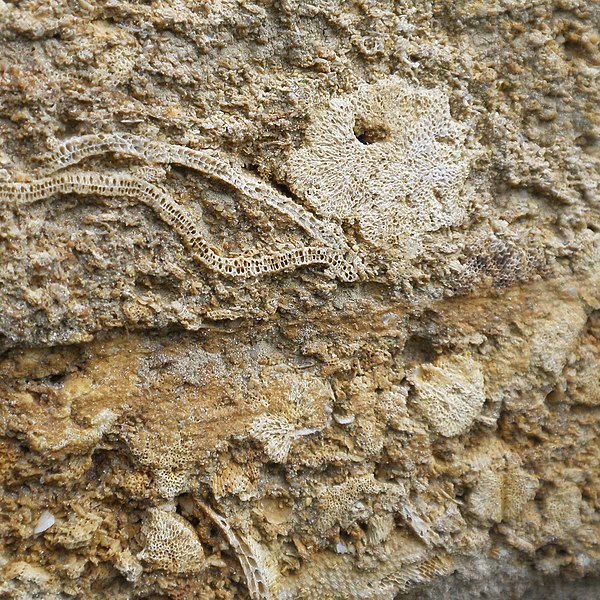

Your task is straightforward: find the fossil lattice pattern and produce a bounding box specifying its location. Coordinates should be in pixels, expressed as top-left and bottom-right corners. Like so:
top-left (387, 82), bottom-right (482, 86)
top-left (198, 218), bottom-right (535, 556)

top-left (198, 501), bottom-right (275, 600)
top-left (0, 134), bottom-right (357, 281)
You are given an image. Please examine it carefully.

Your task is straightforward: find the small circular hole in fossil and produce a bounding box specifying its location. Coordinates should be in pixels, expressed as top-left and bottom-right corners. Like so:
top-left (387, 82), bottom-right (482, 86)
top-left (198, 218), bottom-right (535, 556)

top-left (45, 373), bottom-right (66, 387)
top-left (354, 119), bottom-right (390, 145)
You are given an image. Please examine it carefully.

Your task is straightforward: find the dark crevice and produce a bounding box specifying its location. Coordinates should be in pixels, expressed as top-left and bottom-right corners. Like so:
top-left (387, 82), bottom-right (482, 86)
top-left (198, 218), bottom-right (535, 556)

top-left (354, 120), bottom-right (390, 145)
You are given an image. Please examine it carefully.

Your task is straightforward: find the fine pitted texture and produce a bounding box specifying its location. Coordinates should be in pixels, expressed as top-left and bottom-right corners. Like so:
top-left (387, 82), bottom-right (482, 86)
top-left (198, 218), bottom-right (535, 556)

top-left (283, 77), bottom-right (474, 245)
top-left (139, 507), bottom-right (206, 575)
top-left (0, 0), bottom-right (598, 599)
top-left (409, 354), bottom-right (486, 437)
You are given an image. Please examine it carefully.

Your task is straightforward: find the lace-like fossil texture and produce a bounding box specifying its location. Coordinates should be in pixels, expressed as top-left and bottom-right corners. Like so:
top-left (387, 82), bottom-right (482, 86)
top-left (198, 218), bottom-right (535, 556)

top-left (283, 76), bottom-right (475, 247)
top-left (1, 77), bottom-right (474, 288)
top-left (0, 134), bottom-right (357, 282)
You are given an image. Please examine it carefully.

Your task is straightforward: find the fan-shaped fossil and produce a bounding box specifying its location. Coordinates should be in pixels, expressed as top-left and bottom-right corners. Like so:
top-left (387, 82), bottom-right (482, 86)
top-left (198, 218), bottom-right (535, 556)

top-left (138, 507), bottom-right (205, 575)
top-left (410, 354), bottom-right (486, 437)
top-left (283, 76), bottom-right (474, 247)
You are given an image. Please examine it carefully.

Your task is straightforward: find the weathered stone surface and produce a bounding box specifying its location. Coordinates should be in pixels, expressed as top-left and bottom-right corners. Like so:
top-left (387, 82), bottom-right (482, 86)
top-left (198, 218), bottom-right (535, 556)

top-left (0, 0), bottom-right (598, 598)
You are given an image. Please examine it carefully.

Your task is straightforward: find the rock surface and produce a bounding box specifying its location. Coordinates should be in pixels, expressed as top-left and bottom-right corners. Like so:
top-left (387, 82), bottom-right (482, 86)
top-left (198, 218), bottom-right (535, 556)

top-left (0, 0), bottom-right (598, 598)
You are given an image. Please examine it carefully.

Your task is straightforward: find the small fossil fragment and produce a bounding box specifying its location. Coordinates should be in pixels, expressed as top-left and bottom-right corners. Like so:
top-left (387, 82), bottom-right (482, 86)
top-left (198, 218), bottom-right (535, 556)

top-left (138, 507), bottom-right (205, 575)
top-left (198, 501), bottom-right (277, 600)
top-left (32, 511), bottom-right (55, 535)
top-left (410, 354), bottom-right (486, 437)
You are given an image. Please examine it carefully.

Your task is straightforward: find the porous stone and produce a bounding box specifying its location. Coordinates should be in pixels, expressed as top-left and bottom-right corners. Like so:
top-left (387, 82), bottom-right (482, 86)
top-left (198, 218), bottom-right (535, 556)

top-left (0, 0), bottom-right (599, 599)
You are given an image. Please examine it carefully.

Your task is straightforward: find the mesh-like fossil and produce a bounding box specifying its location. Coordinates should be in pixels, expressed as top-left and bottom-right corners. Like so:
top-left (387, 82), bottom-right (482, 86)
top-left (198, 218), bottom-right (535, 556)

top-left (42, 133), bottom-right (347, 253)
top-left (275, 532), bottom-right (453, 599)
top-left (0, 134), bottom-right (359, 282)
top-left (283, 77), bottom-right (474, 247)
top-left (138, 507), bottom-right (205, 575)
top-left (409, 354), bottom-right (486, 437)
top-left (249, 376), bottom-right (332, 463)
top-left (463, 440), bottom-right (539, 524)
